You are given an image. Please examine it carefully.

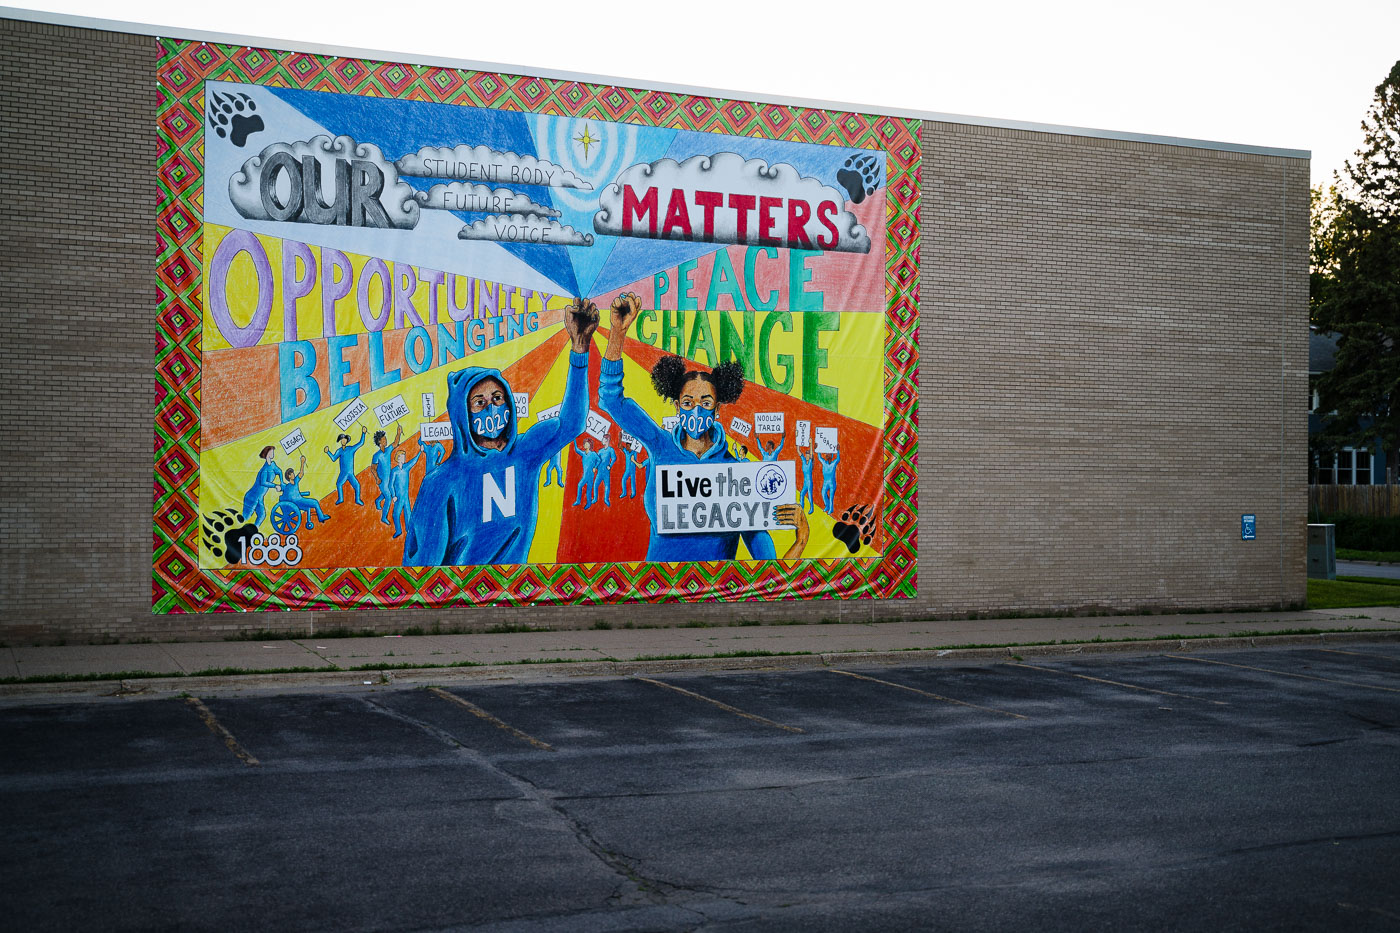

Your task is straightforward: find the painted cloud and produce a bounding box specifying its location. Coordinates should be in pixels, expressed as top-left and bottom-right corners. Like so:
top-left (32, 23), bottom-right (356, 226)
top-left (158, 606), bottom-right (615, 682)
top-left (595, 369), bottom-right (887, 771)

top-left (397, 145), bottom-right (594, 190)
top-left (457, 213), bottom-right (595, 247)
top-left (228, 135), bottom-right (420, 229)
top-left (593, 152), bottom-right (870, 254)
top-left (415, 182), bottom-right (560, 218)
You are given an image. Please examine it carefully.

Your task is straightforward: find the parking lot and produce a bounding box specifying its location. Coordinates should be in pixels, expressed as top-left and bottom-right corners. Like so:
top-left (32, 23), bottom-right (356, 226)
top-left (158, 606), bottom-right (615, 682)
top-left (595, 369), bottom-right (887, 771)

top-left (3, 644), bottom-right (1399, 931)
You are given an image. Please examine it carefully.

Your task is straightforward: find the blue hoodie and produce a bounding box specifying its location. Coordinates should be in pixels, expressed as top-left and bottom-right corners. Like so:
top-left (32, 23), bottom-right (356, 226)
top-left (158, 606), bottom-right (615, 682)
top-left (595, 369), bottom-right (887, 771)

top-left (598, 357), bottom-right (775, 561)
top-left (403, 351), bottom-right (590, 566)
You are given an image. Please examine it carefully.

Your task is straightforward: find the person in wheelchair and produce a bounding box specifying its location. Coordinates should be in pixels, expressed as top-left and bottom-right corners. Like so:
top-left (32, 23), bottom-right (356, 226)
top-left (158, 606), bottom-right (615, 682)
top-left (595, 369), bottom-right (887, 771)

top-left (278, 454), bottom-right (330, 530)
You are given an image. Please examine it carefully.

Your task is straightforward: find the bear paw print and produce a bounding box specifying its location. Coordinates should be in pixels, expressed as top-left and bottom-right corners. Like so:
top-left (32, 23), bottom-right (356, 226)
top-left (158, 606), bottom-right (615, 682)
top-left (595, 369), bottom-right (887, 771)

top-left (832, 504), bottom-right (877, 554)
top-left (837, 153), bottom-right (882, 205)
top-left (207, 90), bottom-right (264, 148)
top-left (203, 508), bottom-right (259, 565)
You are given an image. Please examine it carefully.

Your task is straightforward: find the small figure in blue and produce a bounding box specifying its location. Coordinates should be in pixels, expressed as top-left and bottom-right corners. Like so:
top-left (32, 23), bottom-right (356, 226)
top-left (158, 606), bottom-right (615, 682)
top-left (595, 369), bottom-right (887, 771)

top-left (423, 438), bottom-right (449, 476)
top-left (621, 447), bottom-right (646, 499)
top-left (388, 443), bottom-right (423, 539)
top-left (592, 437), bottom-right (617, 507)
top-left (758, 435), bottom-right (785, 461)
top-left (573, 439), bottom-right (600, 508)
top-left (818, 443), bottom-right (841, 515)
top-left (541, 444), bottom-right (565, 488)
top-left (279, 454), bottom-right (329, 529)
top-left (323, 425), bottom-right (367, 505)
top-left (797, 444), bottom-right (817, 515)
top-left (371, 423), bottom-right (403, 525)
top-left (733, 442), bottom-right (753, 462)
top-left (241, 445), bottom-right (282, 527)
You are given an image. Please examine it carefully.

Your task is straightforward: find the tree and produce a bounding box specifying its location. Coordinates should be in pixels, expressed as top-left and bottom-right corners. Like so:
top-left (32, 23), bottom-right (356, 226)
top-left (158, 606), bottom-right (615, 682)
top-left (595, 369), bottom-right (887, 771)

top-left (1311, 61), bottom-right (1400, 484)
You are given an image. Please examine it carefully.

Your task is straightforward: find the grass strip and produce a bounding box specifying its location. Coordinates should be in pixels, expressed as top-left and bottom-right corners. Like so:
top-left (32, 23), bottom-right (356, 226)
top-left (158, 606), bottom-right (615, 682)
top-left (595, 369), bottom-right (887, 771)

top-left (1307, 577), bottom-right (1400, 609)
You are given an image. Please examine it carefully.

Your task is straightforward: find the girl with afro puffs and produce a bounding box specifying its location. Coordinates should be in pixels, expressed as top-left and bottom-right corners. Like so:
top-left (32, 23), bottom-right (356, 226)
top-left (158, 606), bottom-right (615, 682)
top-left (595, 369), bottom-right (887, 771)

top-left (599, 293), bottom-right (808, 562)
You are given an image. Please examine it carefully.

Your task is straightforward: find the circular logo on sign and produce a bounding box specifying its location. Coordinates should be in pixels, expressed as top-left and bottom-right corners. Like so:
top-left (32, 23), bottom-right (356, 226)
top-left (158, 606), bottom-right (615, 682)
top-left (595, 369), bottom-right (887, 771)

top-left (756, 464), bottom-right (787, 500)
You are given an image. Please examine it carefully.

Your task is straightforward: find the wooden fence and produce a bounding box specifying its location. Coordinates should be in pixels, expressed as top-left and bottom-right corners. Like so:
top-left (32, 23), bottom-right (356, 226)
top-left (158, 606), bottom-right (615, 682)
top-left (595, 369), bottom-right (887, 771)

top-left (1310, 484), bottom-right (1400, 517)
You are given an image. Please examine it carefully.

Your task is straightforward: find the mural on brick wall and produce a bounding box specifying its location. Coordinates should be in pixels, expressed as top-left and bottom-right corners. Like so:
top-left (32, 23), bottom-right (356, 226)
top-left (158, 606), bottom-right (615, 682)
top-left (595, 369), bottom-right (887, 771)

top-left (154, 40), bottom-right (919, 612)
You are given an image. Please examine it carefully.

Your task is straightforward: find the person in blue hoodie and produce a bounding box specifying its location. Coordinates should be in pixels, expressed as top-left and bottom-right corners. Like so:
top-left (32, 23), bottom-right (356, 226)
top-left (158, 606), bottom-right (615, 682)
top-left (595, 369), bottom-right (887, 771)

top-left (572, 439), bottom-right (600, 508)
top-left (597, 293), bottom-right (808, 562)
top-left (758, 435), bottom-right (785, 461)
top-left (403, 299), bottom-right (599, 566)
top-left (242, 445), bottom-right (282, 527)
top-left (323, 426), bottom-right (367, 505)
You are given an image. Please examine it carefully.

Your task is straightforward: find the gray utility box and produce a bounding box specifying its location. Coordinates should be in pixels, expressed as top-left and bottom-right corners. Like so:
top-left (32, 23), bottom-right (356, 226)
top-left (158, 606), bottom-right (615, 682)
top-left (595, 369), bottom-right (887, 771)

top-left (1307, 524), bottom-right (1336, 580)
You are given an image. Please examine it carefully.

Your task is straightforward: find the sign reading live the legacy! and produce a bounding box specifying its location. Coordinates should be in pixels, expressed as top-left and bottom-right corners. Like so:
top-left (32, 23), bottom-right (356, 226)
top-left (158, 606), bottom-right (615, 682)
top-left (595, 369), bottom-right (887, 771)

top-left (154, 39), bottom-right (920, 613)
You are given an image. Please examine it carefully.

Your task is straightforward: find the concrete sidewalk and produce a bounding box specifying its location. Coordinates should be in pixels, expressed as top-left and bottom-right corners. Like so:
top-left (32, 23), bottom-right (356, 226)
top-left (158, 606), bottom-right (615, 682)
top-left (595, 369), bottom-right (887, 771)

top-left (3, 605), bottom-right (1399, 692)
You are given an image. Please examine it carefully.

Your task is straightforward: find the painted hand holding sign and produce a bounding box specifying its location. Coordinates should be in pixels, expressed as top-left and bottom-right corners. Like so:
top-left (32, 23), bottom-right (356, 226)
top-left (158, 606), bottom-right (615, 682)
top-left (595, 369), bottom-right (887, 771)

top-left (155, 39), bottom-right (919, 613)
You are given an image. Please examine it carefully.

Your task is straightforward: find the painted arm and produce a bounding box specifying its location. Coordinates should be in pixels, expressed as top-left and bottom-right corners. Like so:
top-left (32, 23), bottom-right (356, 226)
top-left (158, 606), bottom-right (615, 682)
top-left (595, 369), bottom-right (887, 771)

top-left (405, 452), bottom-right (422, 471)
top-left (597, 358), bottom-right (673, 453)
top-left (774, 436), bottom-right (785, 458)
top-left (347, 433), bottom-right (365, 455)
top-left (518, 350), bottom-right (591, 465)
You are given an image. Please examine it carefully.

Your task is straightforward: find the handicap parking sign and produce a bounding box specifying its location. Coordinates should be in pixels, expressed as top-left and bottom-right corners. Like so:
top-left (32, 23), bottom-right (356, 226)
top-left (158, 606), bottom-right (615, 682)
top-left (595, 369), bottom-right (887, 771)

top-left (1241, 514), bottom-right (1256, 540)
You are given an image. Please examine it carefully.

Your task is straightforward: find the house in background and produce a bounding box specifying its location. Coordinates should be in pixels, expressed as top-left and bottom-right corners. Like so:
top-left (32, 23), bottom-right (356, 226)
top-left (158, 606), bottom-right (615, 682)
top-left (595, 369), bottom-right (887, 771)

top-left (1310, 329), bottom-right (1389, 484)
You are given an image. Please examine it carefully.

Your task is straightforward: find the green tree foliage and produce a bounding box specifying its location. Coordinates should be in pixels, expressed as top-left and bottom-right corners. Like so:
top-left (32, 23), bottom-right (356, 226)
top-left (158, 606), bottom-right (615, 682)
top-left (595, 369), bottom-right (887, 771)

top-left (1311, 61), bottom-right (1400, 484)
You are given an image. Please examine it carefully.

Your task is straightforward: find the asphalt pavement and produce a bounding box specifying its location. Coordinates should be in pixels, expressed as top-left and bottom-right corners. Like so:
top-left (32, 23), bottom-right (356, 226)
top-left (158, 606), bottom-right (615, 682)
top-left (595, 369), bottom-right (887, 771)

top-left (3, 644), bottom-right (1399, 931)
top-left (1338, 559), bottom-right (1400, 580)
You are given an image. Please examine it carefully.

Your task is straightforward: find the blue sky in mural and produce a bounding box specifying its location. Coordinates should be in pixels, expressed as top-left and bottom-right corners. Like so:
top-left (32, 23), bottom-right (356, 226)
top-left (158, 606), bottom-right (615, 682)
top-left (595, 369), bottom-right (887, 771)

top-left (264, 88), bottom-right (888, 303)
top-left (268, 87), bottom-right (581, 297)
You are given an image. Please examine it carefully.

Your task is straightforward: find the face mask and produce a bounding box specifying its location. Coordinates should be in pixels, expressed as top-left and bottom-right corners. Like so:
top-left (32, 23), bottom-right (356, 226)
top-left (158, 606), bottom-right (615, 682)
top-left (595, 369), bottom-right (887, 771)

top-left (678, 408), bottom-right (714, 438)
top-left (472, 402), bottom-right (510, 439)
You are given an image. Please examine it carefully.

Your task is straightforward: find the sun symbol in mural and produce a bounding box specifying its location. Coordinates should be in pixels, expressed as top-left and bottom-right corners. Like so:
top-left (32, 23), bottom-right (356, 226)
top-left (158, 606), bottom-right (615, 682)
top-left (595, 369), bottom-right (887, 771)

top-left (573, 124), bottom-right (599, 163)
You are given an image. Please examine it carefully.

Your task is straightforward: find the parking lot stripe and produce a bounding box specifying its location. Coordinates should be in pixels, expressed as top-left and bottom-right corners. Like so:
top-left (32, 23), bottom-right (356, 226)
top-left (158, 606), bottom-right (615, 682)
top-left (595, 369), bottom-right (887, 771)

top-left (1172, 655), bottom-right (1400, 693)
top-left (827, 669), bottom-right (1026, 719)
top-left (427, 688), bottom-right (555, 751)
top-left (1011, 662), bottom-right (1229, 705)
top-left (632, 676), bottom-right (805, 734)
top-left (181, 697), bottom-right (260, 766)
top-left (1316, 647), bottom-right (1400, 665)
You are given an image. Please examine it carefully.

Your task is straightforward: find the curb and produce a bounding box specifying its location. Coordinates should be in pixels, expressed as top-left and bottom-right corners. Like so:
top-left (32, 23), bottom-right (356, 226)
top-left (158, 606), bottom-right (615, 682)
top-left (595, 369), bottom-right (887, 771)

top-left (2, 629), bottom-right (1398, 705)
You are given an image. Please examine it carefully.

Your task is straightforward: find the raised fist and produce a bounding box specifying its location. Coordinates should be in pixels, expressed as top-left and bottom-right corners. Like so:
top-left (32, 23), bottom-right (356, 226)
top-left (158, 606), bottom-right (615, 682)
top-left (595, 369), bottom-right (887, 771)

top-left (564, 297), bottom-right (600, 353)
top-left (610, 292), bottom-right (644, 332)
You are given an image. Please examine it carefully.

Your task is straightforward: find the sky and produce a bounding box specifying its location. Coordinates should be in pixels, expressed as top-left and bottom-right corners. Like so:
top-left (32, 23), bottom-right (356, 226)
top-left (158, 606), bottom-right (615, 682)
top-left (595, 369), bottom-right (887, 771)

top-left (11, 0), bottom-right (1399, 187)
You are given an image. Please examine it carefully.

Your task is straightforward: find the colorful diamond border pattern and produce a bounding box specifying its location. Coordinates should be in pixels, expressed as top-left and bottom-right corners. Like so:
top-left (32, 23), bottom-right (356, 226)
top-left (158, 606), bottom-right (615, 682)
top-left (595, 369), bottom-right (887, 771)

top-left (154, 39), bottom-right (920, 614)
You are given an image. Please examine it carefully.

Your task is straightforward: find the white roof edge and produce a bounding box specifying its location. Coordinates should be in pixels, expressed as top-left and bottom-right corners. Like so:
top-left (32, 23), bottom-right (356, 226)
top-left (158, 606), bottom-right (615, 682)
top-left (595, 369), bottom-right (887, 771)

top-left (3, 5), bottom-right (1312, 161)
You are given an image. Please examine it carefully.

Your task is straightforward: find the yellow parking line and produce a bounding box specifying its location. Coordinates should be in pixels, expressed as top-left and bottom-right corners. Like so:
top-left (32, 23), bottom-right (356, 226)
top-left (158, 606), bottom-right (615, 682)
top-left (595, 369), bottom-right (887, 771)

top-left (1012, 662), bottom-right (1228, 705)
top-left (828, 669), bottom-right (1026, 719)
top-left (427, 687), bottom-right (554, 751)
top-left (633, 676), bottom-right (805, 734)
top-left (1172, 655), bottom-right (1400, 693)
top-left (182, 696), bottom-right (260, 766)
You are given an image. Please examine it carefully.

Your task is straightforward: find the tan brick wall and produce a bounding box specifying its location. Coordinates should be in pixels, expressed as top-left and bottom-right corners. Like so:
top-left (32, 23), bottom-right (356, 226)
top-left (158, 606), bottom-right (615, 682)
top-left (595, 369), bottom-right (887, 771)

top-left (0, 17), bottom-right (1309, 644)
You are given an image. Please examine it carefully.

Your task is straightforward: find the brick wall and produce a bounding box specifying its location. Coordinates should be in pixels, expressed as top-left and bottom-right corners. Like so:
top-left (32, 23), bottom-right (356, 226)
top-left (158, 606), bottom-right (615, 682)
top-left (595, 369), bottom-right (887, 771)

top-left (0, 17), bottom-right (1309, 644)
